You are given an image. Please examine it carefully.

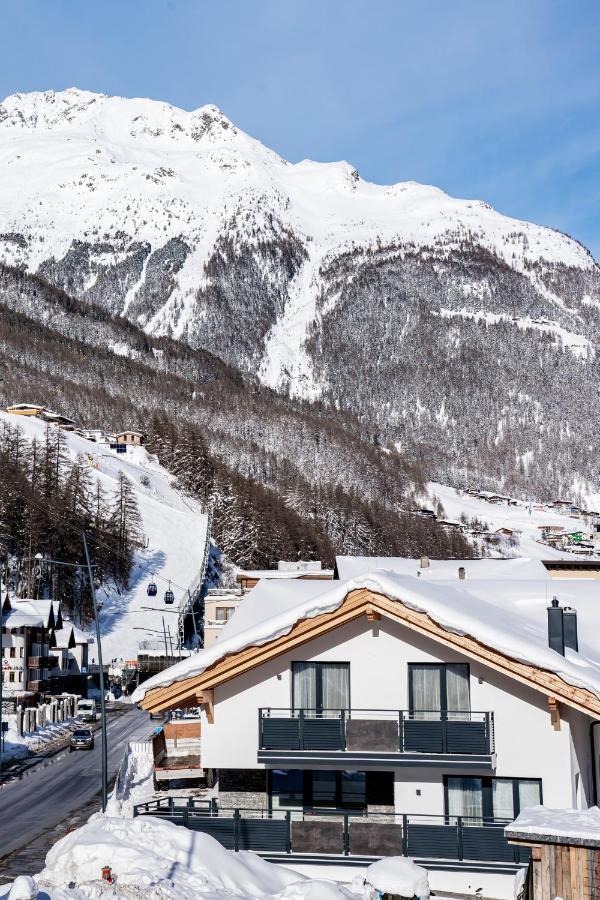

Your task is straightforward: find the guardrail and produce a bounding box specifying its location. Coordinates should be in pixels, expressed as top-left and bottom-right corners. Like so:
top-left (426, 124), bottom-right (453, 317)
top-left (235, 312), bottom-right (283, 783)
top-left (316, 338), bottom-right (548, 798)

top-left (177, 504), bottom-right (213, 647)
top-left (259, 708), bottom-right (495, 756)
top-left (133, 801), bottom-right (527, 865)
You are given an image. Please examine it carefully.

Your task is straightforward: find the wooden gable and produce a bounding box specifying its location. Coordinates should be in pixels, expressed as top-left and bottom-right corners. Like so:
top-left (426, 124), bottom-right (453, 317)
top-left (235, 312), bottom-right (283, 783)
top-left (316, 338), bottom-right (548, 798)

top-left (139, 587), bottom-right (600, 718)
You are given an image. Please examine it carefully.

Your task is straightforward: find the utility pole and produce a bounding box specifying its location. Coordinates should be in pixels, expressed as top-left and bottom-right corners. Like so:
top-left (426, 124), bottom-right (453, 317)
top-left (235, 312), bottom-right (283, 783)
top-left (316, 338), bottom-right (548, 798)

top-left (82, 532), bottom-right (108, 812)
top-left (161, 616), bottom-right (169, 658)
top-left (0, 555), bottom-right (4, 780)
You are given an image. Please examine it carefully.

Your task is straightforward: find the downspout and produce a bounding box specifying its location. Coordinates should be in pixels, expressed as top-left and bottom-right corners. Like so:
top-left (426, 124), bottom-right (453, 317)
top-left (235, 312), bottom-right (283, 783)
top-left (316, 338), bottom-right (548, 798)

top-left (590, 720), bottom-right (600, 806)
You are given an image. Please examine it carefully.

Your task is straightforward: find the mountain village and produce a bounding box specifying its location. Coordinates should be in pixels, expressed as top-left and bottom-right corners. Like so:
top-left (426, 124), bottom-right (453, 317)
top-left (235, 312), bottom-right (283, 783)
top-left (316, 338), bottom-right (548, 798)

top-left (2, 400), bottom-right (600, 898)
top-left (1, 10), bottom-right (600, 897)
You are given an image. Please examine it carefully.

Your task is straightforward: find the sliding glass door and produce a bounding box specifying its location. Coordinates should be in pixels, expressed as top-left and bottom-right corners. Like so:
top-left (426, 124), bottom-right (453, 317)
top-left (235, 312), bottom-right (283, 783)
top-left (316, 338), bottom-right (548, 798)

top-left (292, 662), bottom-right (350, 717)
top-left (446, 776), bottom-right (542, 824)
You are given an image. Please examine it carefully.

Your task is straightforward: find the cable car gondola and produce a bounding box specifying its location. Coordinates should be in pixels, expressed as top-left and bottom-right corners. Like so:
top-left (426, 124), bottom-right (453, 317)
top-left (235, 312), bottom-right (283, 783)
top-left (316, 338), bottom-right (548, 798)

top-left (164, 580), bottom-right (175, 605)
top-left (147, 574), bottom-right (157, 597)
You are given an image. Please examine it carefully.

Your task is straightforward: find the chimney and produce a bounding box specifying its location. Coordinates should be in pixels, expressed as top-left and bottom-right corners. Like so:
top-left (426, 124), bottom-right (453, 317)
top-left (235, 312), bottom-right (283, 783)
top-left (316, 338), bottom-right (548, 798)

top-left (458, 566), bottom-right (466, 580)
top-left (563, 607), bottom-right (579, 652)
top-left (420, 556), bottom-right (430, 569)
top-left (547, 597), bottom-right (565, 656)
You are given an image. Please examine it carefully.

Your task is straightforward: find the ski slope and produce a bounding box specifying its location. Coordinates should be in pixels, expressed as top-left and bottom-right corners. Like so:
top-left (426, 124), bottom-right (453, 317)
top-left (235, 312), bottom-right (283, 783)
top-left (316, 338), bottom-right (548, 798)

top-left (428, 482), bottom-right (592, 559)
top-left (0, 411), bottom-right (208, 660)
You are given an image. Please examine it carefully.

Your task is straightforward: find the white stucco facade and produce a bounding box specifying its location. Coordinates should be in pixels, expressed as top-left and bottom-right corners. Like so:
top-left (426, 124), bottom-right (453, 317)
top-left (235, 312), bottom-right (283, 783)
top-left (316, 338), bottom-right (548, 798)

top-left (201, 614), bottom-right (592, 813)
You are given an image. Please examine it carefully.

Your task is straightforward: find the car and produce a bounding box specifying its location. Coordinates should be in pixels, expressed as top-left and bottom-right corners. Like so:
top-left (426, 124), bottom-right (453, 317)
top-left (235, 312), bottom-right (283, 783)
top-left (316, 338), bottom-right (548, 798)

top-left (69, 728), bottom-right (95, 751)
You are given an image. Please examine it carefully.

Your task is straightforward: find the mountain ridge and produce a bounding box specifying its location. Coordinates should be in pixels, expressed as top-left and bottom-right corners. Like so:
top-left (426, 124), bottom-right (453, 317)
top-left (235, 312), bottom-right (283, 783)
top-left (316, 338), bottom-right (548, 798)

top-left (1, 87), bottom-right (599, 499)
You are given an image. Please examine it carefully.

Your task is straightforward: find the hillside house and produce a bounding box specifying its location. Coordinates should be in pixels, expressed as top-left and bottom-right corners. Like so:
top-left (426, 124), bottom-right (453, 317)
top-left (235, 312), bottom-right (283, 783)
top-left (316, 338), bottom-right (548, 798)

top-left (115, 430), bottom-right (145, 446)
top-left (39, 410), bottom-right (77, 430)
top-left (134, 556), bottom-right (600, 896)
top-left (5, 403), bottom-right (46, 417)
top-left (236, 561), bottom-right (334, 591)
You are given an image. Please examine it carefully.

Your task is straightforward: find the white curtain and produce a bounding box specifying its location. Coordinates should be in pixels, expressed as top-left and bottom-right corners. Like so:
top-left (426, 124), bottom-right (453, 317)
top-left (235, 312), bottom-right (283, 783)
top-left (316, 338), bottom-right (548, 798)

top-left (446, 664), bottom-right (470, 720)
top-left (447, 777), bottom-right (482, 824)
top-left (321, 663), bottom-right (350, 717)
top-left (493, 780), bottom-right (515, 820)
top-left (518, 780), bottom-right (541, 812)
top-left (293, 662), bottom-right (316, 713)
top-left (411, 665), bottom-right (441, 720)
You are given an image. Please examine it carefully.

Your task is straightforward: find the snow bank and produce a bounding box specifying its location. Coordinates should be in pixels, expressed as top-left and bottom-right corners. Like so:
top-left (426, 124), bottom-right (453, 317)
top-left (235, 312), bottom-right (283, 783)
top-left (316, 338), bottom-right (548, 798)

top-left (133, 566), bottom-right (600, 706)
top-left (104, 740), bottom-right (154, 817)
top-left (365, 857), bottom-right (430, 897)
top-left (505, 805), bottom-right (600, 846)
top-left (26, 814), bottom-right (355, 899)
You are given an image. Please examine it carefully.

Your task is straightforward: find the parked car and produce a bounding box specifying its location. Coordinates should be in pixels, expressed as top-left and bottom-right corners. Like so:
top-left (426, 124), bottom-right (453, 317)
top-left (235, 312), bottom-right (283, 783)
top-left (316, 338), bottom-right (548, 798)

top-left (69, 728), bottom-right (95, 751)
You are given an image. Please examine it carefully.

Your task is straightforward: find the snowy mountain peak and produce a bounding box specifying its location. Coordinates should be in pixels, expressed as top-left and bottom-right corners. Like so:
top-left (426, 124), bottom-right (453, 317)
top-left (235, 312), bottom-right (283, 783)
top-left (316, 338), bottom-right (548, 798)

top-left (0, 86), bottom-right (598, 412)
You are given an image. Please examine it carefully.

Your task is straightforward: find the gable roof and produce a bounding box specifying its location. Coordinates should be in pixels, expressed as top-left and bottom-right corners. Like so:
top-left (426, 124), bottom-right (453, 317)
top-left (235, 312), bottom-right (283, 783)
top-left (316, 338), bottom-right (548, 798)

top-left (134, 566), bottom-right (600, 716)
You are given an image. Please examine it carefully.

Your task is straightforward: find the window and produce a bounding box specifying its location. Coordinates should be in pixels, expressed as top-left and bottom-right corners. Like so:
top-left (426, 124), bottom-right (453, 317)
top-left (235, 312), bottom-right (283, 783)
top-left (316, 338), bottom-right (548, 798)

top-left (215, 607), bottom-right (234, 623)
top-left (271, 769), bottom-right (304, 809)
top-left (269, 769), bottom-right (366, 812)
top-left (9, 671), bottom-right (14, 682)
top-left (292, 662), bottom-right (350, 715)
top-left (445, 776), bottom-right (542, 823)
top-left (9, 647), bottom-right (16, 658)
top-left (408, 663), bottom-right (470, 719)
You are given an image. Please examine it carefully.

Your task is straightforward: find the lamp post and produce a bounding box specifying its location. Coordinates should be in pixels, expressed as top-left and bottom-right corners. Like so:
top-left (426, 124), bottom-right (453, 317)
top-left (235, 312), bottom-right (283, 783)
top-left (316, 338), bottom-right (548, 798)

top-left (82, 533), bottom-right (108, 813)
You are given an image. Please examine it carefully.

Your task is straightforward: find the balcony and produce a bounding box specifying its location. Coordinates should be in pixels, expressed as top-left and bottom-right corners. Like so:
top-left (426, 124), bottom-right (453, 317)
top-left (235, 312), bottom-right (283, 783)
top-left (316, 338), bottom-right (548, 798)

top-left (27, 656), bottom-right (55, 668)
top-left (26, 679), bottom-right (48, 692)
top-left (133, 800), bottom-right (526, 871)
top-left (258, 708), bottom-right (495, 768)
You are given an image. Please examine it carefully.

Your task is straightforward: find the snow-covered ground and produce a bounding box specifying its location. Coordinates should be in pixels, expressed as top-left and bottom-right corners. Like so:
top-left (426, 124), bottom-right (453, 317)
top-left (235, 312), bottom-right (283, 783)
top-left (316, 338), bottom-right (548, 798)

top-left (0, 411), bottom-right (208, 661)
top-left (428, 481), bottom-right (595, 559)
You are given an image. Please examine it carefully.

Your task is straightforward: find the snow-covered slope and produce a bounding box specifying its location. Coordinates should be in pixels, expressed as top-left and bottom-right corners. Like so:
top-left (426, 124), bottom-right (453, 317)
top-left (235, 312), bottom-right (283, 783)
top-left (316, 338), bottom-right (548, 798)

top-left (2, 88), bottom-right (600, 500)
top-left (0, 411), bottom-right (208, 659)
top-left (0, 88), bottom-right (596, 394)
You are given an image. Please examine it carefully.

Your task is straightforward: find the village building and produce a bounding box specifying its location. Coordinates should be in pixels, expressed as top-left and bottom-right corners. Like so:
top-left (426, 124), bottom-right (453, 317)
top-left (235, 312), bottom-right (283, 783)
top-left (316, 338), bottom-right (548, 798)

top-left (236, 560), bottom-right (333, 591)
top-left (5, 403), bottom-right (46, 417)
top-left (115, 430), bottom-right (145, 446)
top-left (39, 410), bottom-right (77, 430)
top-left (203, 588), bottom-right (244, 648)
top-left (133, 556), bottom-right (600, 896)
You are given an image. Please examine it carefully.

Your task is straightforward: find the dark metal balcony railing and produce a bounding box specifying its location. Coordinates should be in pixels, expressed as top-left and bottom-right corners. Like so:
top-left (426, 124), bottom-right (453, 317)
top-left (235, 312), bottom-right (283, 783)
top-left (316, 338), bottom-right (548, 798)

top-left (259, 708), bottom-right (495, 756)
top-left (133, 799), bottom-right (526, 866)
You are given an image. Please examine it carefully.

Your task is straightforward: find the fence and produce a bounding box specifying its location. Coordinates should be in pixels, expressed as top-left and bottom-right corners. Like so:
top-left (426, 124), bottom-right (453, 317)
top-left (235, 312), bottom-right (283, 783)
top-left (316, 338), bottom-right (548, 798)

top-left (133, 800), bottom-right (529, 866)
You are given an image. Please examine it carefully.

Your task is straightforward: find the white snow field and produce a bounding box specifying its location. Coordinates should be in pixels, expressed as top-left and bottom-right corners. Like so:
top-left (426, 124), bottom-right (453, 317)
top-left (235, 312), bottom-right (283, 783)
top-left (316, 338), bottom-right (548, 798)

top-left (0, 88), bottom-right (596, 398)
top-left (0, 411), bottom-right (208, 660)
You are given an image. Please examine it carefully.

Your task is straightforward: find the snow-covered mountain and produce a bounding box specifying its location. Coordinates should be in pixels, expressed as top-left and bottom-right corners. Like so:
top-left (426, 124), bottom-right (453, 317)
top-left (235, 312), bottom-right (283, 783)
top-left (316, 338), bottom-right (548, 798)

top-left (1, 87), bottom-right (599, 498)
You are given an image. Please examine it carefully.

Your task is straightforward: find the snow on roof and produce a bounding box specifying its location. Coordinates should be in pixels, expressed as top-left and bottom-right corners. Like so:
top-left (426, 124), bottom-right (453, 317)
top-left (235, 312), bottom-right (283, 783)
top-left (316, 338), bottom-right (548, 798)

top-left (335, 555), bottom-right (548, 582)
top-left (2, 608), bottom-right (45, 629)
top-left (236, 568), bottom-right (334, 580)
top-left (505, 805), bottom-right (600, 847)
top-left (52, 625), bottom-right (74, 650)
top-left (133, 562), bottom-right (600, 704)
top-left (9, 598), bottom-right (53, 627)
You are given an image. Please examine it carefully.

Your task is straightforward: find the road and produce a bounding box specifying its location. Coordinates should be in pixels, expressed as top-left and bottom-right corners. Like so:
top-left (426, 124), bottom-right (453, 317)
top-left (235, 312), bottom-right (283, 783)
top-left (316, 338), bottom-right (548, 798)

top-left (0, 704), bottom-right (151, 860)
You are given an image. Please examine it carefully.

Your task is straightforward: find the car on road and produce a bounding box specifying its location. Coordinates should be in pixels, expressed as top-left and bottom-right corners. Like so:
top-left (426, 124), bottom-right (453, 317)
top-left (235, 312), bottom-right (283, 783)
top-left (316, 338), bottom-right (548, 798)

top-left (69, 728), bottom-right (95, 751)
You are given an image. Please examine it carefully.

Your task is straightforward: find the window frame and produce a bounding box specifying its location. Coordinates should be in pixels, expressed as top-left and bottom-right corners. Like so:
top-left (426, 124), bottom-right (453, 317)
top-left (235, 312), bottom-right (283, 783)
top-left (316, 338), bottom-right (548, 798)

top-left (408, 662), bottom-right (471, 715)
top-left (268, 768), bottom-right (367, 812)
top-left (291, 661), bottom-right (351, 713)
top-left (443, 775), bottom-right (543, 823)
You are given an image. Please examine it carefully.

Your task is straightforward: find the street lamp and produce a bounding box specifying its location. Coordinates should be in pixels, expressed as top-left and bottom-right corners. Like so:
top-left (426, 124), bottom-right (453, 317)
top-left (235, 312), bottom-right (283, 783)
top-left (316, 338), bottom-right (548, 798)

top-left (82, 533), bottom-right (108, 813)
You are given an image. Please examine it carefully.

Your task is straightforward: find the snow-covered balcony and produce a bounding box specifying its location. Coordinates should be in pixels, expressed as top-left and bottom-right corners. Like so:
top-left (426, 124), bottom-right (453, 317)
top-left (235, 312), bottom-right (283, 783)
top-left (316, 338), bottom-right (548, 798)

top-left (257, 708), bottom-right (495, 768)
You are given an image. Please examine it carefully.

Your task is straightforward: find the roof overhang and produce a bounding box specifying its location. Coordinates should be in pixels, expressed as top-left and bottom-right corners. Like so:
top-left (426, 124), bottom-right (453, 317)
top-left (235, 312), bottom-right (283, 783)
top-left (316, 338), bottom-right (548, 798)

top-left (139, 587), bottom-right (600, 717)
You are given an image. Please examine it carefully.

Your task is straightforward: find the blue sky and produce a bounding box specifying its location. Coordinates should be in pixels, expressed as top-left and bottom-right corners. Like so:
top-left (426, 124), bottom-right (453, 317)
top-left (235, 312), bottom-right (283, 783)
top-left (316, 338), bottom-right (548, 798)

top-left (2, 0), bottom-right (599, 257)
